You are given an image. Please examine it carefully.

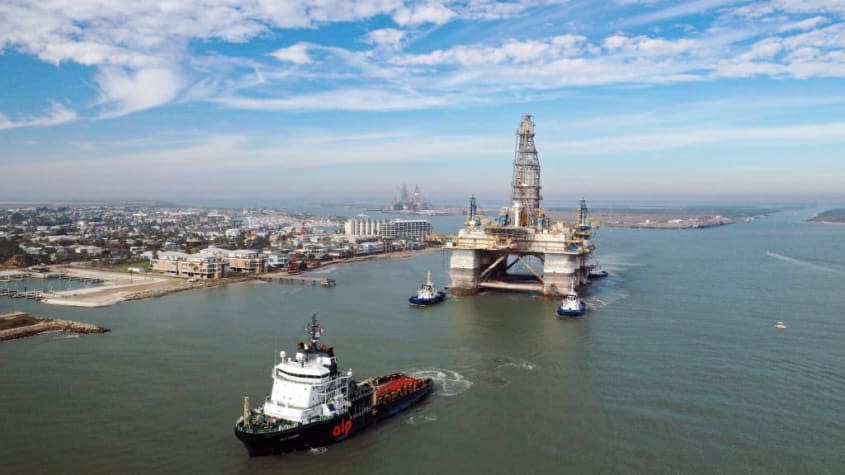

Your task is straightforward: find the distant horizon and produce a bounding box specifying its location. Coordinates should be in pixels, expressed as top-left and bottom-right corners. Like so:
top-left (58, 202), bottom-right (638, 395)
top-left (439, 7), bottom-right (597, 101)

top-left (0, 195), bottom-right (840, 211)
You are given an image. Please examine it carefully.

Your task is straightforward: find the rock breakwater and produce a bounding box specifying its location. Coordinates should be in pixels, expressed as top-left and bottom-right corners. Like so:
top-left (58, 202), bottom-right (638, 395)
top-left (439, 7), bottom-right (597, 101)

top-left (0, 312), bottom-right (109, 341)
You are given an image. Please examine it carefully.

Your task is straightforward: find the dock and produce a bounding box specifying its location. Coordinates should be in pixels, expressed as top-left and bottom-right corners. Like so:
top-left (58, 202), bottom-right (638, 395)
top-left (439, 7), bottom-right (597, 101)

top-left (258, 275), bottom-right (336, 287)
top-left (0, 271), bottom-right (103, 285)
top-left (0, 288), bottom-right (46, 300)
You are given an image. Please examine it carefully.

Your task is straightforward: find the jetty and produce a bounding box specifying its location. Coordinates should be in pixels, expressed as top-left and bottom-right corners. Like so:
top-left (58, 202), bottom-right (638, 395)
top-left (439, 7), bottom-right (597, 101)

top-left (0, 312), bottom-right (109, 341)
top-left (258, 275), bottom-right (336, 287)
top-left (0, 287), bottom-right (46, 300)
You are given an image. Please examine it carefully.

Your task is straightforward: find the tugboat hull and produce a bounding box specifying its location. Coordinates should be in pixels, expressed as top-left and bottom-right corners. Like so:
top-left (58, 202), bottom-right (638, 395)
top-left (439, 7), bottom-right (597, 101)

top-left (235, 412), bottom-right (372, 456)
top-left (556, 302), bottom-right (586, 317)
top-left (408, 291), bottom-right (446, 306)
top-left (235, 376), bottom-right (433, 456)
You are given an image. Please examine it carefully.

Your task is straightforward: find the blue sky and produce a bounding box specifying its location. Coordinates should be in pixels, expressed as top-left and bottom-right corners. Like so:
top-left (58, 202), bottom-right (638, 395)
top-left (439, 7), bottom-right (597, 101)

top-left (1, 0), bottom-right (844, 204)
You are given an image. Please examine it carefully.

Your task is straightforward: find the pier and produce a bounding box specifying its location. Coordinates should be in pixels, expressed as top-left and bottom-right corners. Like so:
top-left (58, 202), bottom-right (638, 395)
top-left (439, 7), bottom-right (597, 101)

top-left (0, 288), bottom-right (46, 300)
top-left (0, 271), bottom-right (103, 285)
top-left (258, 275), bottom-right (336, 287)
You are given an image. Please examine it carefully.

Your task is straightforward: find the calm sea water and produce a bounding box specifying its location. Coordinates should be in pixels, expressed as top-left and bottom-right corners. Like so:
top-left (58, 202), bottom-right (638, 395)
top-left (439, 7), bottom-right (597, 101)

top-left (1, 210), bottom-right (843, 474)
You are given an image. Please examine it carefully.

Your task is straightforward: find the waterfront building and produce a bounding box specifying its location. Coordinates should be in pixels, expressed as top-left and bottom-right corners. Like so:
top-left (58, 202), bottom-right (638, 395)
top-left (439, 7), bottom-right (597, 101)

top-left (151, 251), bottom-right (187, 276)
top-left (227, 249), bottom-right (267, 273)
top-left (381, 219), bottom-right (431, 240)
top-left (151, 251), bottom-right (228, 279)
top-left (198, 246), bottom-right (267, 273)
top-left (344, 216), bottom-right (385, 239)
top-left (355, 241), bottom-right (384, 254)
top-left (265, 253), bottom-right (290, 268)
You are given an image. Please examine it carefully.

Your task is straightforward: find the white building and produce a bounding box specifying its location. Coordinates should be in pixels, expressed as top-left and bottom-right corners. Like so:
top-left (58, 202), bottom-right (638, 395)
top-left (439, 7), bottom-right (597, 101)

top-left (355, 241), bottom-right (384, 254)
top-left (380, 219), bottom-right (431, 240)
top-left (344, 216), bottom-right (385, 239)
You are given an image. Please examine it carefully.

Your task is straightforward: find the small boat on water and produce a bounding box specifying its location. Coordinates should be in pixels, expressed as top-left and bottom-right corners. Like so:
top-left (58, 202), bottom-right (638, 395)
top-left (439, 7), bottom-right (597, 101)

top-left (556, 282), bottom-right (586, 317)
top-left (234, 315), bottom-right (432, 456)
top-left (775, 321), bottom-right (787, 330)
top-left (588, 260), bottom-right (608, 279)
top-left (408, 271), bottom-right (446, 306)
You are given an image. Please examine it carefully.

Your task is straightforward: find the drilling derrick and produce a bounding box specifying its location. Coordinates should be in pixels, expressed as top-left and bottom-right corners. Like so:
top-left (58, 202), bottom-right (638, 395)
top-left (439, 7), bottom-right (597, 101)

top-left (510, 115), bottom-right (542, 227)
top-left (449, 115), bottom-right (597, 297)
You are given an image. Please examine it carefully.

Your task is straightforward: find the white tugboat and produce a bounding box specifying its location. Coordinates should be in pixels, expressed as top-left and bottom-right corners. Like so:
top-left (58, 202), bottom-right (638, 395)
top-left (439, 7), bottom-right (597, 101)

top-left (556, 281), bottom-right (586, 317)
top-left (234, 315), bottom-right (433, 456)
top-left (408, 271), bottom-right (446, 306)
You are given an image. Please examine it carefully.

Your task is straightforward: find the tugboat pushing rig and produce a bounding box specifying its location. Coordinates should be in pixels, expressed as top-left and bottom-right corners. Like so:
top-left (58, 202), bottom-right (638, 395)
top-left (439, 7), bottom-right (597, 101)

top-left (449, 115), bottom-right (598, 297)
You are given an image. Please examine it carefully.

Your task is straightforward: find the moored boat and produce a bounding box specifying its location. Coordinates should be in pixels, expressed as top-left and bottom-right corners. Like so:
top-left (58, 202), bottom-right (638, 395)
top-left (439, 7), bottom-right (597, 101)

top-left (408, 271), bottom-right (446, 306)
top-left (234, 315), bottom-right (432, 456)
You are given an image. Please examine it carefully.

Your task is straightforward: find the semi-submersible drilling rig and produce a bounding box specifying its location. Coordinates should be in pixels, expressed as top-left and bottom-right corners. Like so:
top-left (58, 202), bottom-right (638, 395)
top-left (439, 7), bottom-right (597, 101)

top-left (448, 114), bottom-right (597, 297)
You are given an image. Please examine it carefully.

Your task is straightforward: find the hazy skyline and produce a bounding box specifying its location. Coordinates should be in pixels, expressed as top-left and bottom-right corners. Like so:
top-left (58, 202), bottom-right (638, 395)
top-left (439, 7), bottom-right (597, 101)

top-left (1, 0), bottom-right (844, 204)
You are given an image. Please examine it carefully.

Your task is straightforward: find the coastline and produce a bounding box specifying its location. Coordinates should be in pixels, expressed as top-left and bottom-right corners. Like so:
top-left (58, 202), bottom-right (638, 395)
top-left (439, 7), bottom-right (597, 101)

top-left (0, 311), bottom-right (109, 341)
top-left (304, 247), bottom-right (442, 270)
top-left (15, 248), bottom-right (442, 308)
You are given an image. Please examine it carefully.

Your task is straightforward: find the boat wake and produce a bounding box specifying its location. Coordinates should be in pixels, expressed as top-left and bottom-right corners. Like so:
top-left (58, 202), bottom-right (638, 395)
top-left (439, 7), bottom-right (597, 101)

top-left (408, 369), bottom-right (472, 397)
top-left (406, 414), bottom-right (437, 425)
top-left (766, 251), bottom-right (845, 274)
top-left (307, 267), bottom-right (336, 275)
top-left (496, 358), bottom-right (536, 372)
top-left (54, 333), bottom-right (80, 340)
top-left (586, 288), bottom-right (630, 309)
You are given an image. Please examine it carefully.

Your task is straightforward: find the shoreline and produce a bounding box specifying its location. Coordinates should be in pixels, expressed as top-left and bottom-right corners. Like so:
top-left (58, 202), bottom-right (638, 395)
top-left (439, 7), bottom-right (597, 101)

top-left (303, 247), bottom-right (442, 271)
top-left (12, 248), bottom-right (442, 308)
top-left (0, 312), bottom-right (109, 341)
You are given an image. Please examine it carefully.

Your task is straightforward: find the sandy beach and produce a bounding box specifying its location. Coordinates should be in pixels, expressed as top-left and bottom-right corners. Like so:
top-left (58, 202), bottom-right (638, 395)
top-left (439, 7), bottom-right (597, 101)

top-left (38, 267), bottom-right (208, 308)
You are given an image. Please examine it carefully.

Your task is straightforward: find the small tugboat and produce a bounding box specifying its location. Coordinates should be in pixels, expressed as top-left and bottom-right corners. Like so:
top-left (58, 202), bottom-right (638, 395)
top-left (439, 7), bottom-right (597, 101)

top-left (556, 282), bottom-right (586, 317)
top-left (588, 259), bottom-right (608, 279)
top-left (234, 315), bottom-right (433, 456)
top-left (408, 271), bottom-right (446, 306)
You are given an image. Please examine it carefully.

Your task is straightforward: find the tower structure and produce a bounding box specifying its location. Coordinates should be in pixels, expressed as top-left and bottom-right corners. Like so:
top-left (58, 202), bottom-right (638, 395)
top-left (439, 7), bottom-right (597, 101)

top-left (509, 115), bottom-right (542, 227)
top-left (448, 115), bottom-right (597, 297)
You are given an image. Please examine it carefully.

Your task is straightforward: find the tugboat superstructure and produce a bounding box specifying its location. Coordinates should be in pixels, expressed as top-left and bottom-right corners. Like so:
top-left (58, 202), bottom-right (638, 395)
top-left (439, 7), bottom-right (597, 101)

top-left (556, 280), bottom-right (586, 317)
top-left (234, 315), bottom-right (432, 456)
top-left (409, 271), bottom-right (446, 306)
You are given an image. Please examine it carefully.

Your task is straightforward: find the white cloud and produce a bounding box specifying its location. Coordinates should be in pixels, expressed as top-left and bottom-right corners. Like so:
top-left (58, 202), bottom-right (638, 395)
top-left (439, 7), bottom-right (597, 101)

top-left (270, 43), bottom-right (312, 64)
top-left (772, 0), bottom-right (845, 15)
top-left (216, 88), bottom-right (458, 111)
top-left (1, 0), bottom-right (845, 121)
top-left (95, 67), bottom-right (185, 117)
top-left (779, 16), bottom-right (828, 32)
top-left (393, 2), bottom-right (456, 25)
top-left (0, 103), bottom-right (77, 131)
top-left (551, 121), bottom-right (845, 156)
top-left (623, 0), bottom-right (742, 25)
top-left (365, 28), bottom-right (407, 50)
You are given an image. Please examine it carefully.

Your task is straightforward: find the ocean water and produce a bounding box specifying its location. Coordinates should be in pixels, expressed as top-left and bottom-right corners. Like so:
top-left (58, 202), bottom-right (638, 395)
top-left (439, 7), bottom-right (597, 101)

top-left (1, 209), bottom-right (843, 474)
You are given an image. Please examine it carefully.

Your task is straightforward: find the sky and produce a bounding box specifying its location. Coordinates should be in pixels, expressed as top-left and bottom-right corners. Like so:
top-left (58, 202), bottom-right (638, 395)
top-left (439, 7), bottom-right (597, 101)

top-left (1, 0), bottom-right (844, 205)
